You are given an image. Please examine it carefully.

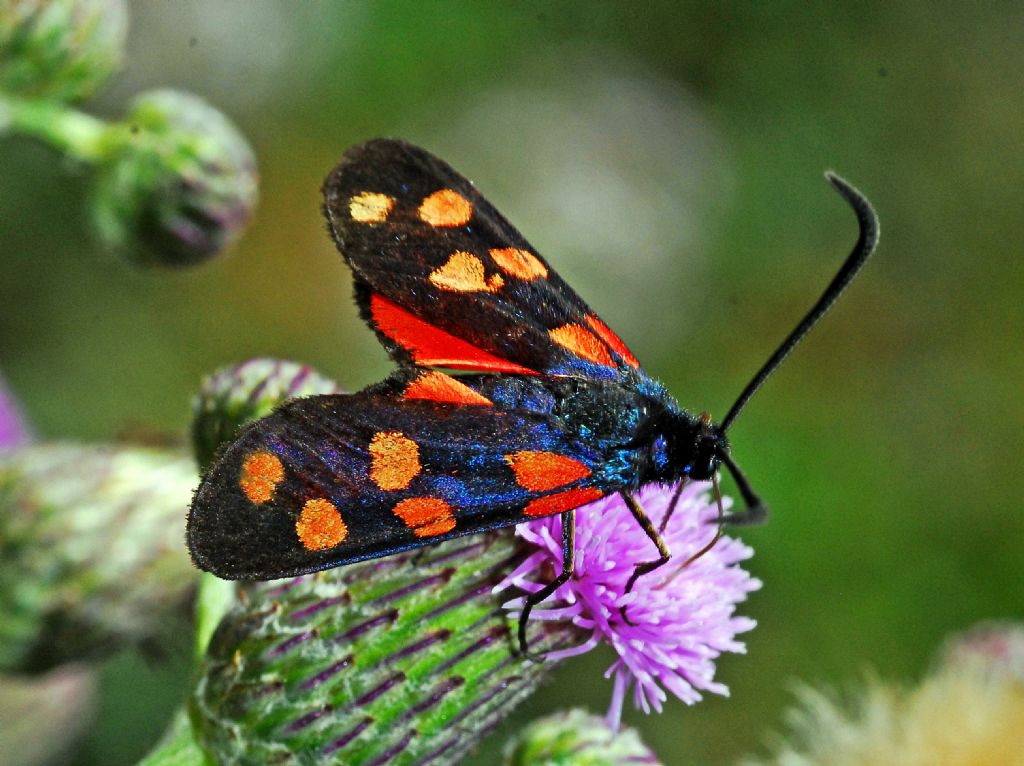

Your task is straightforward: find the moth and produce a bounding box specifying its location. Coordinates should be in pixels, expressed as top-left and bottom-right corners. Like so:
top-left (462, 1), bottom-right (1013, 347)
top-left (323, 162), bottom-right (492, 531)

top-left (188, 139), bottom-right (878, 653)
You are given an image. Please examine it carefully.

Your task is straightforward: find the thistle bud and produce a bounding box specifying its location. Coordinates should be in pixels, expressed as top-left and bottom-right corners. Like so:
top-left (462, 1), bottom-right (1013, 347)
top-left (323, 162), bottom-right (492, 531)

top-left (191, 534), bottom-right (584, 765)
top-left (503, 709), bottom-right (662, 766)
top-left (192, 359), bottom-right (341, 472)
top-left (0, 443), bottom-right (198, 671)
top-left (90, 88), bottom-right (258, 268)
top-left (0, 0), bottom-right (127, 102)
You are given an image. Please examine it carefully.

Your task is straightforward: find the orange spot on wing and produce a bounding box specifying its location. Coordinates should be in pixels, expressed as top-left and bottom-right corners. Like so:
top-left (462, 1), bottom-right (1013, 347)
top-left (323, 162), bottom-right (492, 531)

top-left (296, 498), bottom-right (348, 550)
top-left (349, 192), bottom-right (394, 223)
top-left (505, 451), bottom-right (592, 491)
top-left (548, 323), bottom-right (615, 367)
top-left (369, 431), bottom-right (421, 491)
top-left (523, 488), bottom-right (604, 518)
top-left (404, 371), bottom-right (492, 406)
top-left (429, 251), bottom-right (504, 293)
top-left (393, 497), bottom-right (456, 537)
top-left (419, 189), bottom-right (472, 227)
top-left (489, 248), bottom-right (548, 281)
top-left (370, 293), bottom-right (539, 375)
top-left (239, 450), bottom-right (284, 504)
top-left (585, 314), bottom-right (639, 368)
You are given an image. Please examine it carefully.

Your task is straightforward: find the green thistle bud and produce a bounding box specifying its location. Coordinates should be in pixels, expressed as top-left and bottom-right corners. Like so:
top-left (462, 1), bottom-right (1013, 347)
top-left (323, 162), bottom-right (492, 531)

top-left (185, 358), bottom-right (582, 763)
top-left (192, 358), bottom-right (342, 473)
top-left (503, 709), bottom-right (662, 766)
top-left (0, 0), bottom-right (127, 102)
top-left (191, 533), bottom-right (584, 764)
top-left (0, 443), bottom-right (198, 672)
top-left (90, 88), bottom-right (258, 268)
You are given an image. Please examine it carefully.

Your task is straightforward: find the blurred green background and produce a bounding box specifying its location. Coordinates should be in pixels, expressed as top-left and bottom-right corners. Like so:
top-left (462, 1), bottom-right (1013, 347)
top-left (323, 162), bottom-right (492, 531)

top-left (2, 2), bottom-right (1021, 764)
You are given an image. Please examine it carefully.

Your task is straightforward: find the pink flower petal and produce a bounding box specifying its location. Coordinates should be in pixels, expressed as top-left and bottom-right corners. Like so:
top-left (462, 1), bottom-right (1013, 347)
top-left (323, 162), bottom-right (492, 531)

top-left (500, 481), bottom-right (760, 722)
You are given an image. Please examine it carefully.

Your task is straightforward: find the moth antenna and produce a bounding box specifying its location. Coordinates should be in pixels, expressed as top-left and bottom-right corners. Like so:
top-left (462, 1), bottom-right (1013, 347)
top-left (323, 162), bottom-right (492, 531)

top-left (719, 172), bottom-right (879, 433)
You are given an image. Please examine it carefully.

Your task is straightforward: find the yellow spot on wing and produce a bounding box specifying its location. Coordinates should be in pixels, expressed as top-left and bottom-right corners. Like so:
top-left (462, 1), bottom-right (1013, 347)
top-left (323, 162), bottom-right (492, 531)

top-left (489, 248), bottom-right (548, 281)
top-left (369, 431), bottom-right (421, 491)
top-left (239, 450), bottom-right (284, 504)
top-left (429, 251), bottom-right (504, 293)
top-left (393, 497), bottom-right (456, 537)
top-left (505, 451), bottom-right (592, 491)
top-left (419, 189), bottom-right (472, 227)
top-left (548, 323), bottom-right (615, 367)
top-left (349, 192), bottom-right (394, 223)
top-left (296, 498), bottom-right (347, 550)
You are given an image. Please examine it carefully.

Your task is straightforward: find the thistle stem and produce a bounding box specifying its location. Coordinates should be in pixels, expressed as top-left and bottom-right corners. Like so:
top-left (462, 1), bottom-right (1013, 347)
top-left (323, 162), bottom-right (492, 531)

top-left (0, 92), bottom-right (108, 162)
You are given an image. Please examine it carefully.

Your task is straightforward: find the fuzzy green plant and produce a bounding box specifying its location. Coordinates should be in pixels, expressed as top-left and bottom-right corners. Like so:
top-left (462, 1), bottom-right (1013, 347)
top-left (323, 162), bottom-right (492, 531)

top-left (0, 442), bottom-right (199, 672)
top-left (192, 358), bottom-right (343, 473)
top-left (122, 358), bottom-right (587, 765)
top-left (191, 532), bottom-right (579, 765)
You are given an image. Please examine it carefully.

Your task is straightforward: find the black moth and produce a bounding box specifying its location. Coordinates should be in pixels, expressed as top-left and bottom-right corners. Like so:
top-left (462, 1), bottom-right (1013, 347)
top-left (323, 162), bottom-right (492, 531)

top-left (188, 140), bottom-right (879, 654)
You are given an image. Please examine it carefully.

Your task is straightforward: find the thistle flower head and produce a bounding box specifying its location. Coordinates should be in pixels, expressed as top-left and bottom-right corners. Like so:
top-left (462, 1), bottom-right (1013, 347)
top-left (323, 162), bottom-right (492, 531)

top-left (191, 358), bottom-right (341, 472)
top-left (90, 88), bottom-right (258, 268)
top-left (501, 481), bottom-right (760, 727)
top-left (191, 534), bottom-right (584, 765)
top-left (0, 443), bottom-right (198, 671)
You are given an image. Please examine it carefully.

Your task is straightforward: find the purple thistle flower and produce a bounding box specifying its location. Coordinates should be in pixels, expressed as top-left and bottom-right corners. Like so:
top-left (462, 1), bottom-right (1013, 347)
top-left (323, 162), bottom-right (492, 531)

top-left (500, 481), bottom-right (761, 728)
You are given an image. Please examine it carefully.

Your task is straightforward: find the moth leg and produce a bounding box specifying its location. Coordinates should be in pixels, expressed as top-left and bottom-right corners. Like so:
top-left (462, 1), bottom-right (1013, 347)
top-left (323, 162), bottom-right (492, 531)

top-left (657, 480), bottom-right (688, 534)
top-left (679, 473), bottom-right (726, 569)
top-left (518, 509), bottom-right (576, 659)
top-left (620, 492), bottom-right (671, 626)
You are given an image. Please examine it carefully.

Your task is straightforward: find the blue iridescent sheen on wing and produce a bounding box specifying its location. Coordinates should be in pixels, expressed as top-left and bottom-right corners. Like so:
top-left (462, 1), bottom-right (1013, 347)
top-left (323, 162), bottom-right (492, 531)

top-left (187, 375), bottom-right (668, 580)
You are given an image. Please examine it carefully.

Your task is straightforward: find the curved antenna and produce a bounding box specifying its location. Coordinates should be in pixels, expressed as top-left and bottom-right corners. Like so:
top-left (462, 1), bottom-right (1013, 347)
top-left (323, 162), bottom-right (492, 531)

top-left (719, 173), bottom-right (879, 433)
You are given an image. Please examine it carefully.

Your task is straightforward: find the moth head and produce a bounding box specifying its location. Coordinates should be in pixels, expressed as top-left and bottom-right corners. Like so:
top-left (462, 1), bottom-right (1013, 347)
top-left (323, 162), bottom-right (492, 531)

top-left (685, 412), bottom-right (727, 481)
